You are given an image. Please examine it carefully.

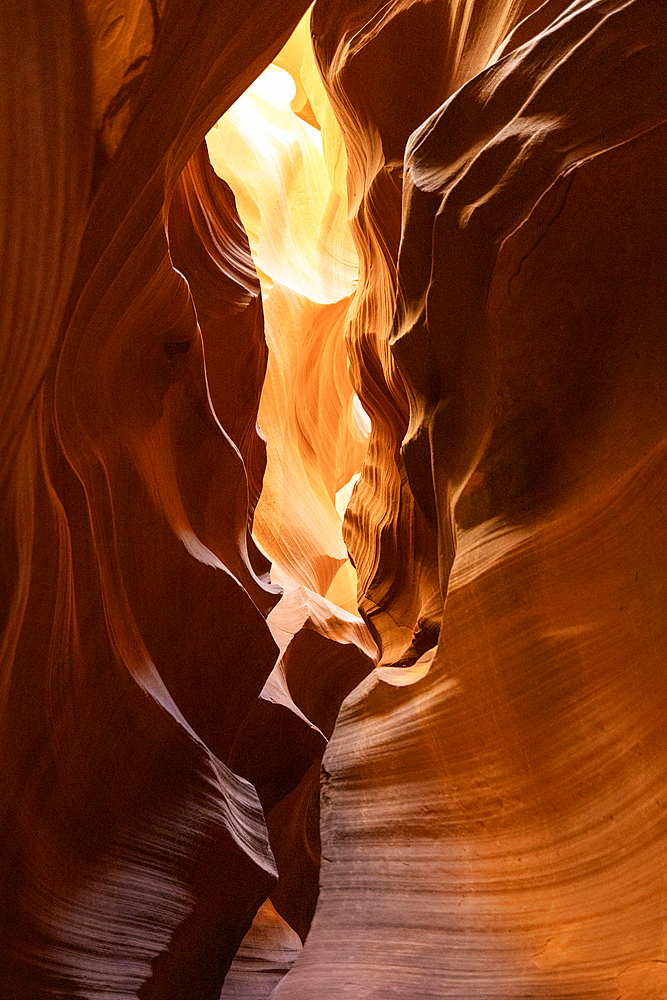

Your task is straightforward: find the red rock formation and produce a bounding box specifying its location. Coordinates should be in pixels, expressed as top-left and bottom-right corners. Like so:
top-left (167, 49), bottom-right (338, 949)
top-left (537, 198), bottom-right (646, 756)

top-left (309, 1), bottom-right (445, 666)
top-left (2, 0), bottom-right (667, 998)
top-left (273, 1), bottom-right (667, 997)
top-left (0, 3), bottom-right (322, 997)
top-left (168, 143), bottom-right (270, 523)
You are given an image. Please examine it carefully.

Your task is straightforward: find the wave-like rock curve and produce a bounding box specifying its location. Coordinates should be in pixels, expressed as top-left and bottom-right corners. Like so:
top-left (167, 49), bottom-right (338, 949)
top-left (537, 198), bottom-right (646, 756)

top-left (2, 1), bottom-right (667, 998)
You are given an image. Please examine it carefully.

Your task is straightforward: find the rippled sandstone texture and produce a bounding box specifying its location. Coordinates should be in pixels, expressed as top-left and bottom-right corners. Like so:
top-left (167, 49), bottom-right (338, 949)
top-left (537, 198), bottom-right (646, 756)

top-left (274, 1), bottom-right (667, 998)
top-left (2, 1), bottom-right (667, 998)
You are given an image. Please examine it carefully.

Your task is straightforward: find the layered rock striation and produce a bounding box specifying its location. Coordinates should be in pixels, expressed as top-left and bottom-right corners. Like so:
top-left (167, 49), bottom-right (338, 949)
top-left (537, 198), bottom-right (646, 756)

top-left (1, 1), bottom-right (666, 998)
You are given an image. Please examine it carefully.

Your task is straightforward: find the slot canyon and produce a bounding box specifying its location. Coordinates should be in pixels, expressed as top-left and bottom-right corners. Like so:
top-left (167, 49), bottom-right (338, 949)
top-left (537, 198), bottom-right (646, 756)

top-left (2, 1), bottom-right (667, 997)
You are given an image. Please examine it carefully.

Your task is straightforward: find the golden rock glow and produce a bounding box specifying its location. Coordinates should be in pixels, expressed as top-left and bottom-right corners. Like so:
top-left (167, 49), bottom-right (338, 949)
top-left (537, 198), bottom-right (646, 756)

top-left (206, 20), bottom-right (366, 614)
top-left (3, 3), bottom-right (667, 998)
top-left (206, 63), bottom-right (356, 304)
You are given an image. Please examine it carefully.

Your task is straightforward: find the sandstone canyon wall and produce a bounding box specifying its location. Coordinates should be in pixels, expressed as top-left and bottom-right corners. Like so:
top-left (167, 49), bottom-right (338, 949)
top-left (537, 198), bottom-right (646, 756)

top-left (1, 1), bottom-right (666, 998)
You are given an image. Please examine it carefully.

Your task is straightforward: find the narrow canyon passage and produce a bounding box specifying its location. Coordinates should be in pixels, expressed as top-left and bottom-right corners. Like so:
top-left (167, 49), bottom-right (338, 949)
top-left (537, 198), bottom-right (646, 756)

top-left (1, 2), bottom-right (667, 999)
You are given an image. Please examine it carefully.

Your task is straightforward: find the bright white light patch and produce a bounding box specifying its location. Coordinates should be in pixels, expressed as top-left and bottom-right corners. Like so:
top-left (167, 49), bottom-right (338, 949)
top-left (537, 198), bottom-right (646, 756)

top-left (352, 393), bottom-right (372, 437)
top-left (248, 63), bottom-right (297, 109)
top-left (335, 473), bottom-right (361, 520)
top-left (206, 61), bottom-right (357, 304)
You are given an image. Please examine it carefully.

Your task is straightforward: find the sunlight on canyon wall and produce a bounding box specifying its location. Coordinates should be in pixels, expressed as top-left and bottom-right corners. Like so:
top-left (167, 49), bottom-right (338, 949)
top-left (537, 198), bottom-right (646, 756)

top-left (1, 2), bottom-right (667, 999)
top-left (206, 32), bottom-right (367, 615)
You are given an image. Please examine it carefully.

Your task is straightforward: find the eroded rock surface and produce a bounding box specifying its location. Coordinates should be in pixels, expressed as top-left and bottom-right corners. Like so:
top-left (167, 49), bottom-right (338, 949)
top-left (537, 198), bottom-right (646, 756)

top-left (2, 1), bottom-right (667, 998)
top-left (0, 3), bottom-right (313, 997)
top-left (274, 1), bottom-right (667, 997)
